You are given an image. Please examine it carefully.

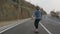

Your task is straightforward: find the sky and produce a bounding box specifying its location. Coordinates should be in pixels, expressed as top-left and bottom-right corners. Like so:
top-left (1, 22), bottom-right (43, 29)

top-left (25, 0), bottom-right (60, 14)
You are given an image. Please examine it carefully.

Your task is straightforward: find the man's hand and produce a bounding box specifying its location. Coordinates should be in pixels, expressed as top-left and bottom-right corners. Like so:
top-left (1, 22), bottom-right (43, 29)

top-left (31, 17), bottom-right (33, 20)
top-left (31, 15), bottom-right (35, 20)
top-left (31, 17), bottom-right (35, 20)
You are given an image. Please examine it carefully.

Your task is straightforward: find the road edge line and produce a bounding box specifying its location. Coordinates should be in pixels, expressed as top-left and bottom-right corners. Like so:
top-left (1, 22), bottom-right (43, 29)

top-left (39, 22), bottom-right (52, 34)
top-left (0, 18), bottom-right (31, 34)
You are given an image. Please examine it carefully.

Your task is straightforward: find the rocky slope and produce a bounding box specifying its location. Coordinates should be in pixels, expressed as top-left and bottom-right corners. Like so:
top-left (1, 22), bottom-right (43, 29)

top-left (0, 0), bottom-right (46, 21)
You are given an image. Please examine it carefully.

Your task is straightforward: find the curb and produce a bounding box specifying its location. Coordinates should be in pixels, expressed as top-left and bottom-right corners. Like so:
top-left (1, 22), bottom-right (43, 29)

top-left (0, 18), bottom-right (31, 33)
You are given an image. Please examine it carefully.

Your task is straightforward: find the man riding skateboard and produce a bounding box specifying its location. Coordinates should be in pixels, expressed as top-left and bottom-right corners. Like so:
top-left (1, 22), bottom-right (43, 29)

top-left (32, 6), bottom-right (42, 32)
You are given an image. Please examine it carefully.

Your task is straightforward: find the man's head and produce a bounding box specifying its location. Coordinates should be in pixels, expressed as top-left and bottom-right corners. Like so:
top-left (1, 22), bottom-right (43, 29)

top-left (36, 6), bottom-right (40, 10)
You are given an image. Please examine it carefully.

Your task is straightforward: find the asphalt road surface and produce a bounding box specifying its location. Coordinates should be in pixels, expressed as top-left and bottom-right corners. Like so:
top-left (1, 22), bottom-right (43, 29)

top-left (1, 15), bottom-right (60, 34)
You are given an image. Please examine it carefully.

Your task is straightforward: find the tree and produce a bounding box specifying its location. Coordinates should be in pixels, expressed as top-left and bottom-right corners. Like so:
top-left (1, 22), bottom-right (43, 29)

top-left (50, 11), bottom-right (59, 18)
top-left (40, 8), bottom-right (47, 15)
top-left (12, 0), bottom-right (19, 3)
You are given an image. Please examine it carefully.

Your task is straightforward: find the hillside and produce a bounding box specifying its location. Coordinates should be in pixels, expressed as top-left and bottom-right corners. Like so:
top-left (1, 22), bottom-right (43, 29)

top-left (0, 0), bottom-right (46, 21)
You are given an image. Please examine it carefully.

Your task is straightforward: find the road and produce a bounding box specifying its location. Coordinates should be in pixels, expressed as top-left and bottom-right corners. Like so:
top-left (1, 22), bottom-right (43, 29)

top-left (1, 15), bottom-right (60, 34)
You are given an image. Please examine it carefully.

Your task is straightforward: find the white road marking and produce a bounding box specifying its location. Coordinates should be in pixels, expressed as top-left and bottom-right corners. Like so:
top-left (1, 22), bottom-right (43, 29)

top-left (39, 22), bottom-right (52, 34)
top-left (0, 18), bottom-right (31, 34)
top-left (0, 24), bottom-right (18, 33)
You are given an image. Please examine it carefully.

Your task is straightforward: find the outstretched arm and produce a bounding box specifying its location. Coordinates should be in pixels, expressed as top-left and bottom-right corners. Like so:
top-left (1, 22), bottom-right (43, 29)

top-left (31, 11), bottom-right (35, 19)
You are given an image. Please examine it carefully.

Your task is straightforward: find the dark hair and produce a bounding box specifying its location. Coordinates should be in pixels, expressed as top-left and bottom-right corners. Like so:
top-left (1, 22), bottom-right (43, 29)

top-left (36, 6), bottom-right (39, 10)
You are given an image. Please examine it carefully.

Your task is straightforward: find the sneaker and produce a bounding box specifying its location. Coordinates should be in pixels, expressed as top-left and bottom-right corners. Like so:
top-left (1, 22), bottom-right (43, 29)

top-left (35, 29), bottom-right (39, 33)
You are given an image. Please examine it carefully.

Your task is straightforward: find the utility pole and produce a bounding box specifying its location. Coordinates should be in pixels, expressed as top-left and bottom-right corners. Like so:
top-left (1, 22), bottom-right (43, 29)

top-left (18, 0), bottom-right (22, 19)
top-left (20, 0), bottom-right (22, 19)
top-left (16, 0), bottom-right (20, 20)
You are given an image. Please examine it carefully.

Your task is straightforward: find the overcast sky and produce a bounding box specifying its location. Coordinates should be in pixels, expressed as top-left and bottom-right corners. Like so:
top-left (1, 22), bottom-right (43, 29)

top-left (25, 0), bottom-right (60, 14)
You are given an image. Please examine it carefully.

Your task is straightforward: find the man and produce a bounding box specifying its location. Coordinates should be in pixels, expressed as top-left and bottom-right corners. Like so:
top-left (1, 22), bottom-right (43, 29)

top-left (32, 6), bottom-right (42, 32)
